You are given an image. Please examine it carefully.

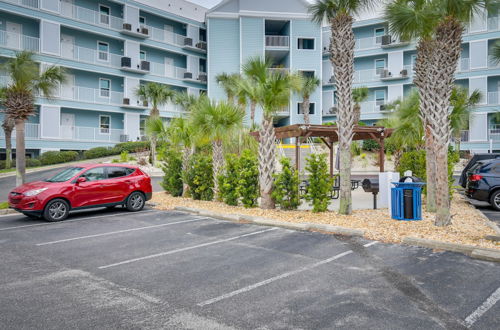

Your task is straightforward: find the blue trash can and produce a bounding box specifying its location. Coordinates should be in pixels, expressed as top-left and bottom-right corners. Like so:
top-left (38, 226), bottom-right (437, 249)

top-left (391, 180), bottom-right (426, 221)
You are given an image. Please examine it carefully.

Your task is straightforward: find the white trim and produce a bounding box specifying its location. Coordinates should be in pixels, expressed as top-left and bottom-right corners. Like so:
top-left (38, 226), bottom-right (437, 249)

top-left (297, 37), bottom-right (316, 51)
top-left (207, 11), bottom-right (312, 19)
top-left (99, 114), bottom-right (111, 134)
top-left (97, 40), bottom-right (110, 63)
top-left (98, 4), bottom-right (111, 26)
top-left (374, 58), bottom-right (386, 73)
top-left (99, 78), bottom-right (111, 98)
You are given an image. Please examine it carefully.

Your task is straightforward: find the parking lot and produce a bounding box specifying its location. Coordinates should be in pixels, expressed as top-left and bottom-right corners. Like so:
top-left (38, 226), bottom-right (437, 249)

top-left (0, 208), bottom-right (499, 329)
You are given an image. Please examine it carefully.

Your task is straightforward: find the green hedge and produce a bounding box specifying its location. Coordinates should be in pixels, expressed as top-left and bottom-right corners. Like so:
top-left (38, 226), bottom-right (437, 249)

top-left (84, 141), bottom-right (151, 160)
top-left (186, 153), bottom-right (214, 201)
top-left (40, 151), bottom-right (79, 165)
top-left (161, 149), bottom-right (183, 197)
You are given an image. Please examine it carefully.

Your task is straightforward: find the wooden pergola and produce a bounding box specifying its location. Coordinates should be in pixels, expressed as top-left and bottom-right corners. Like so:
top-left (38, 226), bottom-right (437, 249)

top-left (251, 124), bottom-right (393, 176)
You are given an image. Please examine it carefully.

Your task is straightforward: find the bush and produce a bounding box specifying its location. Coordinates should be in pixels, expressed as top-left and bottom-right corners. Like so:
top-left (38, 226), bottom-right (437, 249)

top-left (120, 151), bottom-right (129, 162)
top-left (114, 141), bottom-right (150, 153)
top-left (351, 141), bottom-right (362, 156)
top-left (161, 149), bottom-right (183, 197)
top-left (305, 154), bottom-right (333, 213)
top-left (362, 139), bottom-right (380, 151)
top-left (39, 151), bottom-right (79, 165)
top-left (83, 147), bottom-right (115, 159)
top-left (237, 150), bottom-right (259, 208)
top-left (218, 154), bottom-right (240, 206)
top-left (26, 158), bottom-right (41, 168)
top-left (186, 153), bottom-right (213, 201)
top-left (272, 157), bottom-right (300, 210)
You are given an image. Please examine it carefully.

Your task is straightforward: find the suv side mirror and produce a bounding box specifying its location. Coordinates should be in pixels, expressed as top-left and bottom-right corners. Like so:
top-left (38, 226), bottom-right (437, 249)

top-left (76, 177), bottom-right (87, 184)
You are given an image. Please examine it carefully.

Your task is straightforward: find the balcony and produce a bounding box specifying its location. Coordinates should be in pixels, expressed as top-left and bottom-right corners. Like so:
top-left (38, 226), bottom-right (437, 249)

top-left (60, 2), bottom-right (123, 30)
top-left (182, 38), bottom-right (207, 53)
top-left (60, 125), bottom-right (124, 143)
top-left (353, 69), bottom-right (381, 84)
top-left (60, 42), bottom-right (122, 68)
top-left (147, 26), bottom-right (187, 47)
top-left (3, 0), bottom-right (39, 9)
top-left (0, 123), bottom-right (40, 140)
top-left (457, 58), bottom-right (470, 72)
top-left (360, 100), bottom-right (389, 114)
top-left (265, 36), bottom-right (289, 48)
top-left (488, 16), bottom-right (500, 32)
top-left (488, 91), bottom-right (499, 105)
top-left (60, 86), bottom-right (124, 106)
top-left (355, 36), bottom-right (378, 51)
top-left (181, 71), bottom-right (208, 84)
top-left (380, 35), bottom-right (410, 49)
top-left (120, 57), bottom-right (150, 74)
top-left (0, 30), bottom-right (39, 53)
top-left (268, 68), bottom-right (290, 74)
top-left (121, 23), bottom-right (150, 38)
top-left (379, 68), bottom-right (411, 81)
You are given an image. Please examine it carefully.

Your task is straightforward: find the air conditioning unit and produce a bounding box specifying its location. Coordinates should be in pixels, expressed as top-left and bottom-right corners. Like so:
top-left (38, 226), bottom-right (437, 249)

top-left (123, 23), bottom-right (132, 31)
top-left (381, 69), bottom-right (392, 78)
top-left (196, 42), bottom-right (207, 50)
top-left (400, 69), bottom-right (408, 77)
top-left (121, 57), bottom-right (132, 68)
top-left (142, 100), bottom-right (148, 107)
top-left (120, 134), bottom-right (129, 142)
top-left (123, 98), bottom-right (130, 105)
top-left (140, 60), bottom-right (150, 71)
top-left (184, 38), bottom-right (193, 46)
top-left (328, 76), bottom-right (335, 84)
top-left (198, 73), bottom-right (207, 82)
top-left (381, 35), bottom-right (392, 45)
top-left (330, 106), bottom-right (338, 114)
top-left (379, 104), bottom-right (387, 111)
top-left (184, 72), bottom-right (193, 79)
top-left (141, 27), bottom-right (149, 36)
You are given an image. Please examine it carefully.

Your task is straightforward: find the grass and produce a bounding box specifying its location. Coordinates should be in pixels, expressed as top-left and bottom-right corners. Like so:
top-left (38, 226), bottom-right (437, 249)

top-left (0, 201), bottom-right (9, 209)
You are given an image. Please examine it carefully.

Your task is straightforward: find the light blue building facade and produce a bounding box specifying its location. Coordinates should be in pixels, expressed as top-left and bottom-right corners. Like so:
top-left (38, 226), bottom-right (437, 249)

top-left (0, 0), bottom-right (208, 158)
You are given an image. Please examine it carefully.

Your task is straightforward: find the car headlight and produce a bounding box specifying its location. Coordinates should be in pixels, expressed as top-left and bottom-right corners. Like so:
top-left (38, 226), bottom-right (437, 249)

top-left (24, 188), bottom-right (48, 197)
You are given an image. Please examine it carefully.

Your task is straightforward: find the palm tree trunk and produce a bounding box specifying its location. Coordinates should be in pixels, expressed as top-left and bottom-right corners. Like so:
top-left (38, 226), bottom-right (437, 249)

top-left (15, 119), bottom-right (25, 186)
top-left (429, 18), bottom-right (463, 226)
top-left (149, 107), bottom-right (160, 165)
top-left (250, 101), bottom-right (256, 124)
top-left (330, 14), bottom-right (355, 215)
top-left (181, 146), bottom-right (193, 197)
top-left (4, 126), bottom-right (13, 169)
top-left (353, 104), bottom-right (361, 124)
top-left (212, 140), bottom-right (224, 199)
top-left (302, 97), bottom-right (310, 125)
top-left (259, 116), bottom-right (276, 209)
top-left (425, 124), bottom-right (437, 212)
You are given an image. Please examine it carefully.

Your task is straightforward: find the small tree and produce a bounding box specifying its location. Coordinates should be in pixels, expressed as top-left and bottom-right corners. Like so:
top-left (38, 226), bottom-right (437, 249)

top-left (305, 154), bottom-right (333, 213)
top-left (298, 75), bottom-right (320, 125)
top-left (272, 157), bottom-right (301, 210)
top-left (186, 153), bottom-right (214, 201)
top-left (218, 154), bottom-right (240, 206)
top-left (237, 149), bottom-right (259, 208)
top-left (161, 149), bottom-right (183, 197)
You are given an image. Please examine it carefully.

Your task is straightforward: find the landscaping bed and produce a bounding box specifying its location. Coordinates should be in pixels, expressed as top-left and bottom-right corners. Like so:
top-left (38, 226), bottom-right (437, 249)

top-left (151, 192), bottom-right (500, 251)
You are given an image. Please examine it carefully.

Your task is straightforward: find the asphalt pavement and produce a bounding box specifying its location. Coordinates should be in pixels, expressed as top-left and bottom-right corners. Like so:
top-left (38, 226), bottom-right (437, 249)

top-left (0, 208), bottom-right (498, 329)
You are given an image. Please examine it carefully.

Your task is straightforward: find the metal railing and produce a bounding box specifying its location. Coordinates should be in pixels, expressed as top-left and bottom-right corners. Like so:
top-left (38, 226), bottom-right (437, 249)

top-left (60, 125), bottom-right (123, 142)
top-left (461, 130), bottom-right (470, 142)
top-left (147, 25), bottom-right (187, 46)
top-left (355, 36), bottom-right (378, 50)
top-left (458, 58), bottom-right (470, 72)
top-left (3, 0), bottom-right (39, 9)
top-left (60, 2), bottom-right (123, 30)
top-left (488, 91), bottom-right (499, 105)
top-left (150, 61), bottom-right (187, 79)
top-left (360, 100), bottom-right (387, 114)
top-left (0, 31), bottom-right (40, 53)
top-left (60, 86), bottom-right (124, 105)
top-left (60, 42), bottom-right (122, 68)
top-left (354, 69), bottom-right (381, 83)
top-left (265, 36), bottom-right (289, 47)
top-left (488, 16), bottom-right (500, 32)
top-left (0, 123), bottom-right (40, 140)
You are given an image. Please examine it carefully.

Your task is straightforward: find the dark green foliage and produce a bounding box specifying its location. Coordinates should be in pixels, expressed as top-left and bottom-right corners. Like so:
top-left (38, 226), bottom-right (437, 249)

top-left (39, 151), bottom-right (79, 165)
top-left (114, 141), bottom-right (150, 153)
top-left (237, 150), bottom-right (259, 208)
top-left (218, 154), bottom-right (240, 206)
top-left (161, 149), bottom-right (183, 197)
top-left (305, 154), bottom-right (333, 213)
top-left (272, 157), bottom-right (300, 210)
top-left (362, 139), bottom-right (380, 151)
top-left (83, 147), bottom-right (115, 159)
top-left (186, 153), bottom-right (214, 201)
top-left (0, 160), bottom-right (13, 169)
top-left (26, 158), bottom-right (41, 167)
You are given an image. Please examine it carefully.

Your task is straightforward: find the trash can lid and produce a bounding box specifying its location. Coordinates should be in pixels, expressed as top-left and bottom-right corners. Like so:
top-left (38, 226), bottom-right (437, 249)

top-left (399, 176), bottom-right (424, 183)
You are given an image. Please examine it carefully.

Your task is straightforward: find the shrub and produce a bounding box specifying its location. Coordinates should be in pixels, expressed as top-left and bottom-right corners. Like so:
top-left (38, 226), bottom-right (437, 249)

top-left (351, 141), bottom-right (362, 156)
top-left (39, 151), bottom-right (79, 165)
top-left (272, 157), bottom-right (300, 210)
top-left (26, 158), bottom-right (41, 168)
top-left (114, 141), bottom-right (150, 153)
top-left (237, 150), bottom-right (259, 208)
top-left (186, 153), bottom-right (213, 201)
top-left (161, 149), bottom-right (183, 197)
top-left (120, 151), bottom-right (129, 162)
top-left (83, 147), bottom-right (115, 159)
top-left (362, 139), bottom-right (379, 151)
top-left (218, 154), bottom-right (240, 206)
top-left (305, 153), bottom-right (333, 213)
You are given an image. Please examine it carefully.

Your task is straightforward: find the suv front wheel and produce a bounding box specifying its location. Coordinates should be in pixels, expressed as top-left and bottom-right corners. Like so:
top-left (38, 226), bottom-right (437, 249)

top-left (490, 190), bottom-right (500, 211)
top-left (43, 199), bottom-right (70, 222)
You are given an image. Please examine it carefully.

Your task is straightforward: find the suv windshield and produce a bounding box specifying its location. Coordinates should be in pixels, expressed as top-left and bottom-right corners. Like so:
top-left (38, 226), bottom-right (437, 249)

top-left (45, 167), bottom-right (84, 182)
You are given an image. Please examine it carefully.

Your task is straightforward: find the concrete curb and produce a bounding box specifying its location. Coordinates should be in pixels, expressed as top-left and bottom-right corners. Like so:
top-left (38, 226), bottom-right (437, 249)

top-left (0, 209), bottom-right (18, 215)
top-left (403, 237), bottom-right (500, 263)
top-left (173, 206), bottom-right (360, 237)
top-left (469, 201), bottom-right (500, 236)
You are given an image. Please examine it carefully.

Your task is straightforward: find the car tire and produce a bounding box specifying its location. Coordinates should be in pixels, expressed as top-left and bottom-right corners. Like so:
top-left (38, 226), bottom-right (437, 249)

top-left (43, 199), bottom-right (70, 222)
top-left (490, 190), bottom-right (500, 211)
top-left (126, 192), bottom-right (145, 212)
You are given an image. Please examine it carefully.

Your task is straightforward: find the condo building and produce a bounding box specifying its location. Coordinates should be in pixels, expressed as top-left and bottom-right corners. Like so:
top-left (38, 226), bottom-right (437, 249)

top-left (1, 0), bottom-right (500, 156)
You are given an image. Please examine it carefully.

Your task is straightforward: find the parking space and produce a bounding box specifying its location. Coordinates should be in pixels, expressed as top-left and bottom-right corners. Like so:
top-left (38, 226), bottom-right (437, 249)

top-left (0, 209), bottom-right (499, 329)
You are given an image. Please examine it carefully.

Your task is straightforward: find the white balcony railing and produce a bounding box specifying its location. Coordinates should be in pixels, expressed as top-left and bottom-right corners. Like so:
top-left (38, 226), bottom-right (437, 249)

top-left (147, 25), bottom-right (187, 47)
top-left (355, 36), bottom-right (378, 51)
top-left (3, 0), bottom-right (39, 9)
top-left (265, 36), bottom-right (289, 48)
top-left (60, 2), bottom-right (123, 30)
top-left (488, 91), bottom-right (499, 105)
top-left (60, 86), bottom-right (124, 105)
top-left (60, 42), bottom-right (122, 68)
top-left (458, 58), bottom-right (470, 72)
top-left (488, 16), bottom-right (500, 32)
top-left (150, 61), bottom-right (188, 79)
top-left (360, 100), bottom-right (388, 114)
top-left (0, 30), bottom-right (40, 53)
top-left (60, 126), bottom-right (124, 142)
top-left (268, 68), bottom-right (290, 74)
top-left (354, 69), bottom-right (381, 83)
top-left (0, 123), bottom-right (40, 140)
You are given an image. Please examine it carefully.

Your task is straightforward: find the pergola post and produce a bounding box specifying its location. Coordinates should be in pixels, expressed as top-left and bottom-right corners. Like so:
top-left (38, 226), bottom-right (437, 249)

top-left (295, 137), bottom-right (301, 171)
top-left (379, 136), bottom-right (385, 172)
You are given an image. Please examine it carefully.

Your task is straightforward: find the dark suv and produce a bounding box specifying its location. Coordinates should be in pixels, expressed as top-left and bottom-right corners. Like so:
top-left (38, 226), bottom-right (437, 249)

top-left (466, 159), bottom-right (500, 210)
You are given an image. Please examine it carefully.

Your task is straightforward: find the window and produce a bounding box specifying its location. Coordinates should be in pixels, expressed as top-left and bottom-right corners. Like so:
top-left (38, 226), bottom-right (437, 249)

top-left (107, 167), bottom-right (129, 178)
top-left (298, 38), bottom-right (315, 50)
top-left (80, 167), bottom-right (106, 182)
top-left (297, 103), bottom-right (315, 115)
top-left (375, 27), bottom-right (385, 43)
top-left (99, 5), bottom-right (110, 25)
top-left (140, 50), bottom-right (147, 61)
top-left (140, 117), bottom-right (146, 135)
top-left (375, 59), bottom-right (386, 74)
top-left (139, 16), bottom-right (146, 26)
top-left (46, 167), bottom-right (84, 182)
top-left (99, 115), bottom-right (111, 134)
top-left (411, 54), bottom-right (417, 67)
top-left (97, 41), bottom-right (109, 62)
top-left (299, 71), bottom-right (315, 78)
top-left (99, 79), bottom-right (110, 98)
top-left (375, 90), bottom-right (386, 106)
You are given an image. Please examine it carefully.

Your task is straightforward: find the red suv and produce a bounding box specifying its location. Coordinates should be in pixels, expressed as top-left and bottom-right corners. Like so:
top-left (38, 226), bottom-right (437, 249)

top-left (9, 164), bottom-right (152, 222)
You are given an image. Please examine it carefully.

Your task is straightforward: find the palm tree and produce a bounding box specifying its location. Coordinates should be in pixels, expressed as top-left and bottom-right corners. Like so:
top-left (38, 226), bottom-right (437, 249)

top-left (173, 91), bottom-right (199, 113)
top-left (191, 98), bottom-right (244, 198)
top-left (450, 87), bottom-right (481, 151)
top-left (0, 51), bottom-right (65, 186)
top-left (353, 87), bottom-right (369, 123)
top-left (136, 82), bottom-right (174, 165)
top-left (309, 0), bottom-right (374, 215)
top-left (491, 40), bottom-right (500, 64)
top-left (215, 73), bottom-right (240, 105)
top-left (298, 75), bottom-right (320, 124)
top-left (237, 78), bottom-right (260, 124)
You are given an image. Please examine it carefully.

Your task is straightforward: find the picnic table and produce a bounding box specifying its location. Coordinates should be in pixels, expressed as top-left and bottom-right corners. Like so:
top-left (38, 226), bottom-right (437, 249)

top-left (299, 177), bottom-right (360, 200)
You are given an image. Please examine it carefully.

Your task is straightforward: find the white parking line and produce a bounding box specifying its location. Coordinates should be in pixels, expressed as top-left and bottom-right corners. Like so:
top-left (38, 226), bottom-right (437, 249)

top-left (98, 228), bottom-right (278, 270)
top-left (36, 217), bottom-right (211, 246)
top-left (197, 241), bottom-right (378, 307)
top-left (0, 210), bottom-right (159, 232)
top-left (464, 286), bottom-right (500, 328)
